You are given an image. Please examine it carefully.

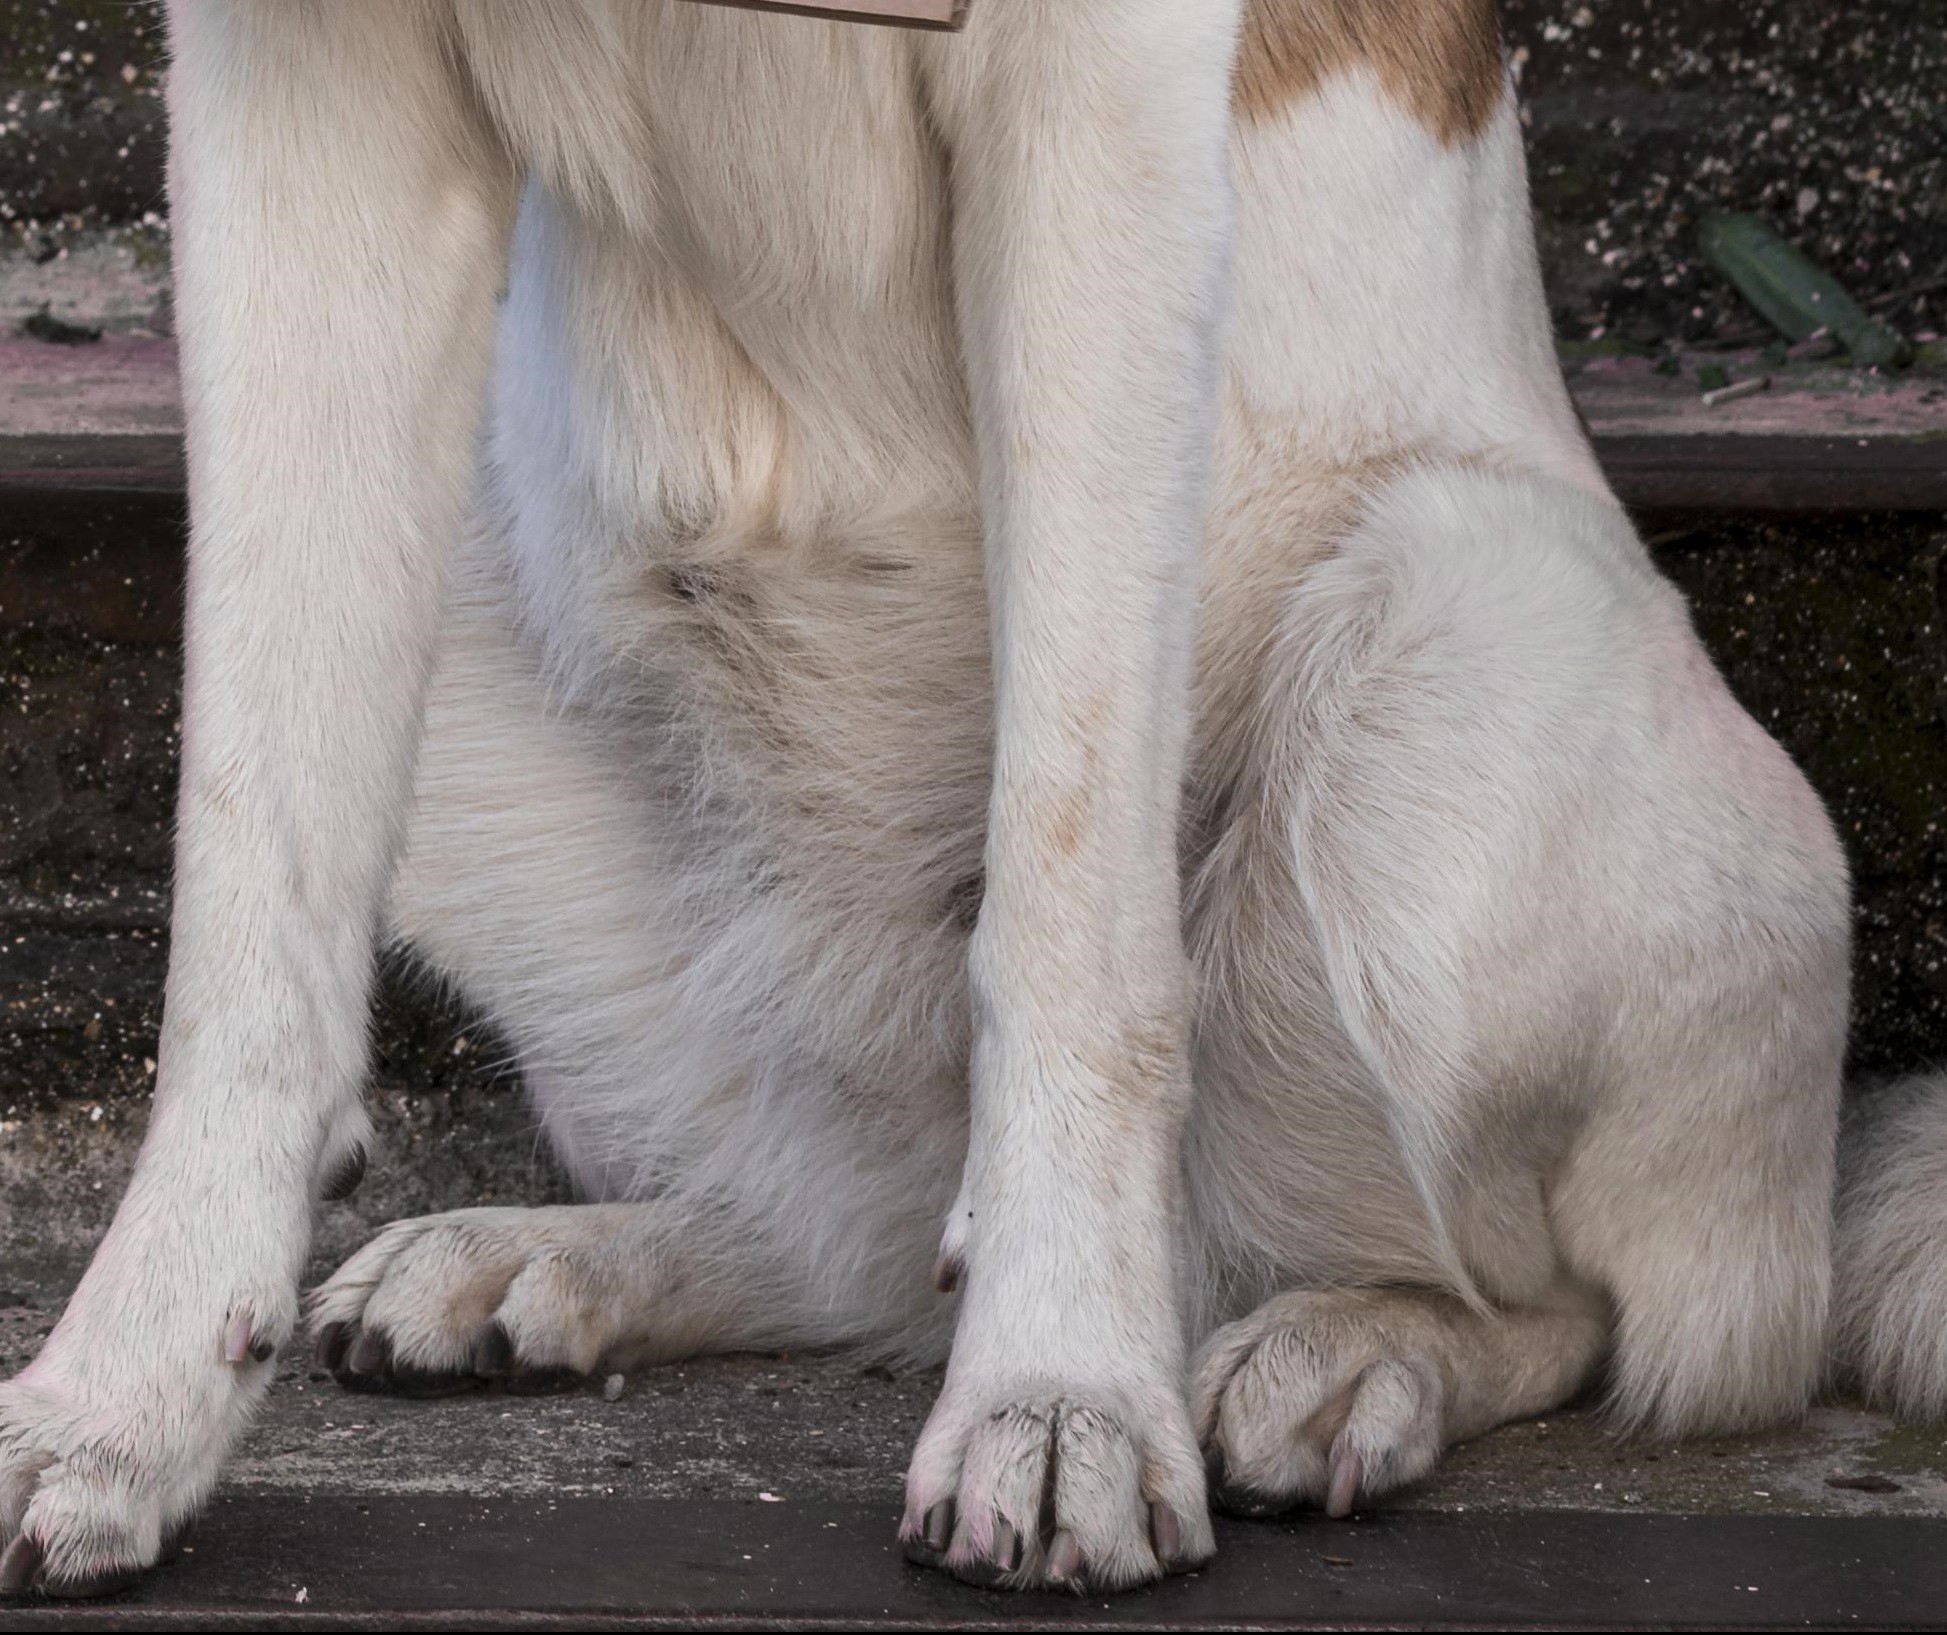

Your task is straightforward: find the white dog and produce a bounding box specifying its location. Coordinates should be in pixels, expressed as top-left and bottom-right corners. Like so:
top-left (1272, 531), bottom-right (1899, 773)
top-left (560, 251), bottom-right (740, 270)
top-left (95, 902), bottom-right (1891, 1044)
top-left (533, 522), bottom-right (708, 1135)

top-left (3, 0), bottom-right (1944, 1599)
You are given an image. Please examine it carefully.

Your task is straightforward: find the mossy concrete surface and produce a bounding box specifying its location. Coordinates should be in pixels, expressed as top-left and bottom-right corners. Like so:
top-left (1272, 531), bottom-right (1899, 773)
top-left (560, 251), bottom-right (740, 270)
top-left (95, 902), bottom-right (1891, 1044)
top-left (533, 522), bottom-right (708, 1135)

top-left (0, 0), bottom-right (165, 230)
top-left (1657, 511), bottom-right (1947, 1077)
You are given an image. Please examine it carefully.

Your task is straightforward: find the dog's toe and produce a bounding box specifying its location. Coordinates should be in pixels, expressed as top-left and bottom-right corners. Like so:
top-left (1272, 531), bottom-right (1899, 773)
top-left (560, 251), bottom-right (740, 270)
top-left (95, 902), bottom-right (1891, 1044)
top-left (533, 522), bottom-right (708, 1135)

top-left (0, 1535), bottom-right (42, 1596)
top-left (902, 1395), bottom-right (1213, 1593)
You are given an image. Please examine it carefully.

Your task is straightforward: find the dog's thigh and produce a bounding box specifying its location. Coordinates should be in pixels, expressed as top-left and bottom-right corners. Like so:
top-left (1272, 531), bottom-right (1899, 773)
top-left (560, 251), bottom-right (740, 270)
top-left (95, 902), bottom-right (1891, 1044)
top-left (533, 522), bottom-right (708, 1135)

top-left (386, 545), bottom-right (703, 1201)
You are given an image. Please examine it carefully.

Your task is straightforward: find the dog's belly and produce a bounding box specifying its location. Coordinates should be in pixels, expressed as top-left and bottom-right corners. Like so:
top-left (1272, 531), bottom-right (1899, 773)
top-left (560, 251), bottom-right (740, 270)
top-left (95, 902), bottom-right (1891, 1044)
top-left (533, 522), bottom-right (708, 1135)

top-left (458, 0), bottom-right (1607, 724)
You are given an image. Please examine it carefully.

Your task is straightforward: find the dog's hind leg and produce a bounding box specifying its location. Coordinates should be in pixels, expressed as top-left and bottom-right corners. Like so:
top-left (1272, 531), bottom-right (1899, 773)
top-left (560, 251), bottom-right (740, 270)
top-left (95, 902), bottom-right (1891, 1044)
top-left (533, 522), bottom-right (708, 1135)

top-left (1186, 466), bottom-right (1847, 1506)
top-left (307, 1200), bottom-right (868, 1388)
top-left (0, 3), bottom-right (516, 1595)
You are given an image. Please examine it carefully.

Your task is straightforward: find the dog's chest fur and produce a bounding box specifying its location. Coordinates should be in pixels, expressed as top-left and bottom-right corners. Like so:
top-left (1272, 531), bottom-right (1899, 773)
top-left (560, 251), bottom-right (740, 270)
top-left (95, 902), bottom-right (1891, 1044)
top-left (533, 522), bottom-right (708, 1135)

top-left (446, 0), bottom-right (1593, 870)
top-left (458, 6), bottom-right (972, 711)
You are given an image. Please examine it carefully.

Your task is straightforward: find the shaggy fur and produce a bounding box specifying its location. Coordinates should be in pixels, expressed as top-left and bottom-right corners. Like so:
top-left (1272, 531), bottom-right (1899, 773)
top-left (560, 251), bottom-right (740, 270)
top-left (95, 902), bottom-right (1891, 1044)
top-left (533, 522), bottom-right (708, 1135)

top-left (3, 0), bottom-right (1944, 1601)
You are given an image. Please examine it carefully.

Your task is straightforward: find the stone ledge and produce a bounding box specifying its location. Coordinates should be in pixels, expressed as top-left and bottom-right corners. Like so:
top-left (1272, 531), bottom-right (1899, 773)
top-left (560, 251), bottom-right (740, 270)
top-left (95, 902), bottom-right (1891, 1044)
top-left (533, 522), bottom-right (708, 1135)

top-left (4, 337), bottom-right (1946, 510)
top-left (0, 1497), bottom-right (1943, 1629)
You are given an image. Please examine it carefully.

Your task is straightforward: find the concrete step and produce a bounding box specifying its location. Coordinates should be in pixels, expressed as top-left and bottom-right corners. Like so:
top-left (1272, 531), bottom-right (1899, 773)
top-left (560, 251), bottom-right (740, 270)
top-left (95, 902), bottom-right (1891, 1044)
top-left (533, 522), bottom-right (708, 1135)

top-left (4, 332), bottom-right (1946, 510)
top-left (6, 1500), bottom-right (1946, 1628)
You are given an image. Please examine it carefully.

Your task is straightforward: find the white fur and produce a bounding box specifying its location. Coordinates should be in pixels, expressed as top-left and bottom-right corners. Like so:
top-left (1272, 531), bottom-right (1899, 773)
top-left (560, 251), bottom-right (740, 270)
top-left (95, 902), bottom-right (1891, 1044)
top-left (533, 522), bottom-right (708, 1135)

top-left (1833, 1076), bottom-right (1947, 1417)
top-left (1, 0), bottom-right (1939, 1602)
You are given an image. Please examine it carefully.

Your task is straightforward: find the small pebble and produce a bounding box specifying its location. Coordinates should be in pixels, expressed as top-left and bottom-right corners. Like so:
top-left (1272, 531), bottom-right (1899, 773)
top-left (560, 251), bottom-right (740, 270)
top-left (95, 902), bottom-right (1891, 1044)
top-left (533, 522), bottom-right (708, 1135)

top-left (602, 1373), bottom-right (625, 1401)
top-left (1702, 375), bottom-right (1771, 408)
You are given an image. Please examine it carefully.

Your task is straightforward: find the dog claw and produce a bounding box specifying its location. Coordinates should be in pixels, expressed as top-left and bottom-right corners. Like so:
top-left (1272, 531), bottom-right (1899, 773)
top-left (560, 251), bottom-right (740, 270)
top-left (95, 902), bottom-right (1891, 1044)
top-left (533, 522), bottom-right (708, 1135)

top-left (321, 1146), bottom-right (368, 1202)
top-left (1326, 1451), bottom-right (1363, 1519)
top-left (1150, 1500), bottom-right (1182, 1566)
top-left (315, 1320), bottom-right (351, 1372)
top-left (993, 1517), bottom-right (1023, 1574)
top-left (0, 1535), bottom-right (43, 1595)
top-left (472, 1322), bottom-right (514, 1377)
top-left (930, 1254), bottom-right (961, 1294)
top-left (221, 1313), bottom-right (252, 1365)
top-left (222, 1312), bottom-right (274, 1366)
top-left (1045, 1528), bottom-right (1083, 1583)
top-left (347, 1329), bottom-right (389, 1376)
top-left (899, 1504), bottom-right (947, 1570)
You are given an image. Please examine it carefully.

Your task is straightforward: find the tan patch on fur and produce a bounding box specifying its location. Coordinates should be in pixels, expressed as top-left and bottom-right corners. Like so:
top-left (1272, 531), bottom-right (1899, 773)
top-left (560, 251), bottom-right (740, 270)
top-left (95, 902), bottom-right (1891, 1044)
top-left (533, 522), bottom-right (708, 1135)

top-left (1042, 781), bottom-right (1092, 861)
top-left (1082, 1005), bottom-right (1193, 1125)
top-left (1233, 0), bottom-right (1503, 145)
top-left (1030, 693), bottom-right (1112, 861)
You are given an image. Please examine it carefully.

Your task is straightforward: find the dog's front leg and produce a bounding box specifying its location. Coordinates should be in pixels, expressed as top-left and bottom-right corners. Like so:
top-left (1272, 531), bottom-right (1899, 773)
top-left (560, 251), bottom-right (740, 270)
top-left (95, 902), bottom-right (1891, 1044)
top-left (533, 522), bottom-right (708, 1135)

top-left (0, 2), bottom-right (513, 1595)
top-left (902, 1), bottom-right (1240, 1593)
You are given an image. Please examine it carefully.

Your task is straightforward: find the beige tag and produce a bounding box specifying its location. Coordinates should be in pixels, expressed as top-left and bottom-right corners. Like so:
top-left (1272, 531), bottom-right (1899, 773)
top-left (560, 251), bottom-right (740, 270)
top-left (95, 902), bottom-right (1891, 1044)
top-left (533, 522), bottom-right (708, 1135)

top-left (679, 0), bottom-right (967, 28)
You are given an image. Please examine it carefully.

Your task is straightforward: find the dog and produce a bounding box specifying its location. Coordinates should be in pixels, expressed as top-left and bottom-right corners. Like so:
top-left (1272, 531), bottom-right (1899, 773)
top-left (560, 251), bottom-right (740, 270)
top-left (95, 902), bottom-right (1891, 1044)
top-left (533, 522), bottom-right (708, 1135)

top-left (2, 0), bottom-right (1944, 1600)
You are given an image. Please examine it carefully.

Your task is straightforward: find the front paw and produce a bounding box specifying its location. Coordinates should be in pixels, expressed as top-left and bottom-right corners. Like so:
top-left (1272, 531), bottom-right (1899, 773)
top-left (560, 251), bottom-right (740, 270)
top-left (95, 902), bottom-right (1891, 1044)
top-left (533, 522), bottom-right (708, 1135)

top-left (900, 1380), bottom-right (1213, 1593)
top-left (0, 1308), bottom-right (278, 1598)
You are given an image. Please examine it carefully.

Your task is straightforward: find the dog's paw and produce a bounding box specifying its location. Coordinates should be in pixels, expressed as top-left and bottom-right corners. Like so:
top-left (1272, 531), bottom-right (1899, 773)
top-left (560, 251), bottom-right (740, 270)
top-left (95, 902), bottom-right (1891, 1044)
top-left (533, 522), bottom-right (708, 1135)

top-left (0, 1299), bottom-right (275, 1598)
top-left (1192, 1290), bottom-right (1452, 1518)
top-left (900, 1385), bottom-right (1212, 1593)
top-left (309, 1208), bottom-right (628, 1394)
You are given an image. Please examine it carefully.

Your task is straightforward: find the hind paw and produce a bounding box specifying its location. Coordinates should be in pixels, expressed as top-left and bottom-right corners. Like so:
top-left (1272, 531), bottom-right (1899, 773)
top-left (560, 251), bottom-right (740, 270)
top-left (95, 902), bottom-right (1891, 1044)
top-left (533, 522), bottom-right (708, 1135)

top-left (1192, 1290), bottom-right (1455, 1517)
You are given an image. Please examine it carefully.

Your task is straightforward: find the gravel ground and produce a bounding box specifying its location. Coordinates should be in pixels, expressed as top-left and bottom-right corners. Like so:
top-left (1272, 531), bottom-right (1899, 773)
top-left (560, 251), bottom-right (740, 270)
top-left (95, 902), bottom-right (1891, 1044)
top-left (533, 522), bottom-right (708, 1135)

top-left (1504, 0), bottom-right (1947, 349)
